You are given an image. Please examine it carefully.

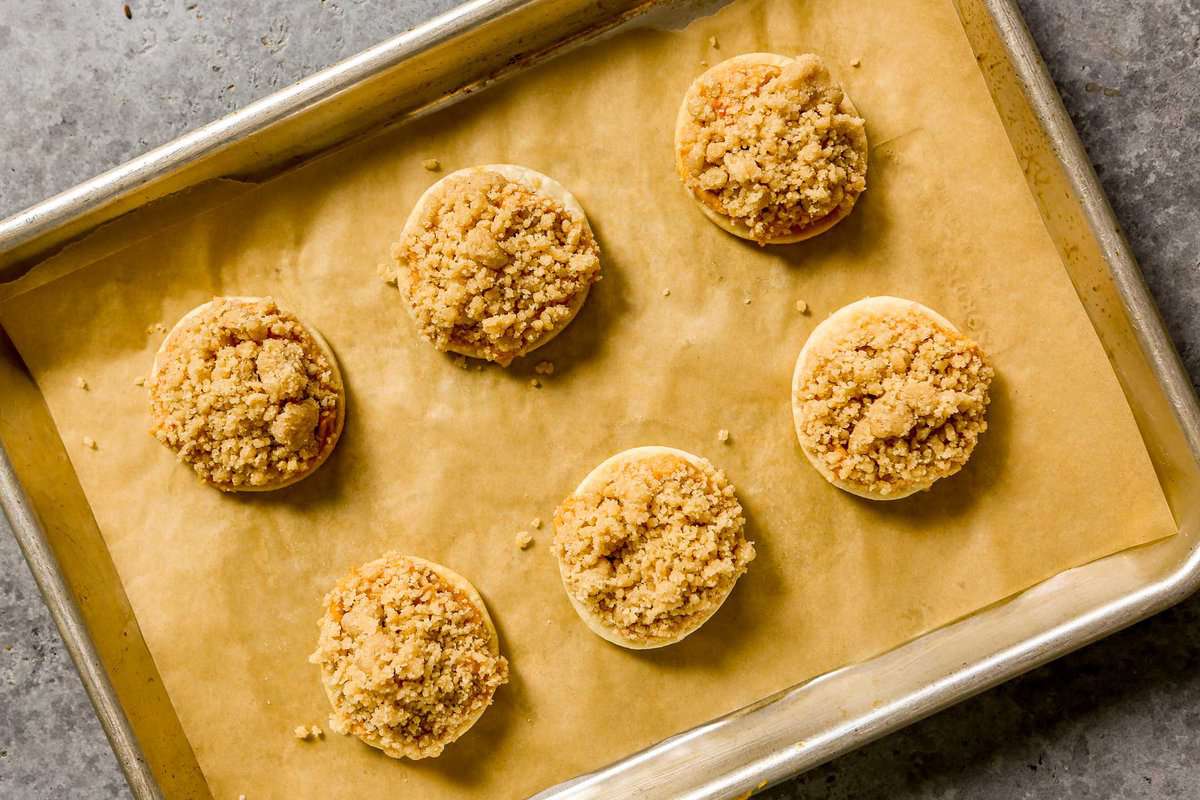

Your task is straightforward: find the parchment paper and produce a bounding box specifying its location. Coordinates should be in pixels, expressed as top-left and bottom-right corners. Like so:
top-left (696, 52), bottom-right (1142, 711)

top-left (0, 0), bottom-right (1176, 797)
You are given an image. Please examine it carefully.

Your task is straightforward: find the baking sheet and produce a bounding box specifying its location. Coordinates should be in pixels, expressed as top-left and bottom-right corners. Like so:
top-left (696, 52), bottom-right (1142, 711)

top-left (0, 0), bottom-right (1176, 797)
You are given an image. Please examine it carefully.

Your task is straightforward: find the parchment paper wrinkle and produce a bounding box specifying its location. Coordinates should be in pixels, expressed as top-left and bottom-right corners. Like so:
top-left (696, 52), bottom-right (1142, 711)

top-left (0, 0), bottom-right (1174, 797)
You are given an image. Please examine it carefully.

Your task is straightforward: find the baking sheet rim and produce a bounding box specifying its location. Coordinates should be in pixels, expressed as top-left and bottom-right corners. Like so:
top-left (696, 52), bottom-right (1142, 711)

top-left (1, 1), bottom-right (1199, 799)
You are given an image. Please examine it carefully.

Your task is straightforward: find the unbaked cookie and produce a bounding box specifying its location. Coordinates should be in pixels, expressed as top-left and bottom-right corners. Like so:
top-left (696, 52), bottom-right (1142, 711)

top-left (149, 296), bottom-right (345, 492)
top-left (309, 553), bottom-right (508, 760)
top-left (791, 297), bottom-right (993, 500)
top-left (553, 446), bottom-right (755, 649)
top-left (393, 164), bottom-right (601, 366)
top-left (674, 53), bottom-right (868, 244)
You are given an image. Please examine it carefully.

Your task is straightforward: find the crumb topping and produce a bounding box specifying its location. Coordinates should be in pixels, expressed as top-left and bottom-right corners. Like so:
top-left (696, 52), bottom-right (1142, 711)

top-left (395, 170), bottom-right (601, 365)
top-left (554, 454), bottom-right (755, 645)
top-left (678, 54), bottom-right (867, 243)
top-left (149, 298), bottom-right (341, 490)
top-left (309, 554), bottom-right (508, 760)
top-left (795, 307), bottom-right (993, 496)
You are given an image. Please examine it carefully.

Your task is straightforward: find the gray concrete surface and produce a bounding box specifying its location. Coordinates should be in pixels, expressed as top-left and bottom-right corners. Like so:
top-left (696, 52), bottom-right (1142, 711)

top-left (1, 0), bottom-right (1198, 797)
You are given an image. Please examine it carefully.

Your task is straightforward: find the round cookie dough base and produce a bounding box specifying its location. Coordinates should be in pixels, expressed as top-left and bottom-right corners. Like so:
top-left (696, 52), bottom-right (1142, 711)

top-left (317, 555), bottom-right (502, 760)
top-left (560, 445), bottom-right (740, 650)
top-left (674, 52), bottom-right (866, 245)
top-left (396, 164), bottom-right (596, 365)
top-left (151, 296), bottom-right (347, 493)
top-left (791, 296), bottom-right (963, 501)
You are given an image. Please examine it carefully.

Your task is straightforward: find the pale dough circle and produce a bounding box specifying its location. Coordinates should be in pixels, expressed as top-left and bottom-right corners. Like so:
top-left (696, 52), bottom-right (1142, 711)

top-left (311, 554), bottom-right (506, 760)
top-left (149, 296), bottom-right (346, 492)
top-left (554, 445), bottom-right (754, 650)
top-left (674, 53), bottom-right (868, 244)
top-left (792, 296), bottom-right (991, 500)
top-left (395, 164), bottom-right (599, 365)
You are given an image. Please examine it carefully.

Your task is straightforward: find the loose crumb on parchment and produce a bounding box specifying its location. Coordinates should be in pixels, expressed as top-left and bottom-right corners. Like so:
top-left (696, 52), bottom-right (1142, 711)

top-left (75, 377), bottom-right (89, 390)
top-left (515, 530), bottom-right (533, 550)
top-left (677, 54), bottom-right (867, 243)
top-left (395, 170), bottom-right (601, 366)
top-left (309, 554), bottom-right (508, 760)
top-left (795, 299), bottom-right (808, 314)
top-left (422, 158), bottom-right (441, 171)
top-left (82, 436), bottom-right (97, 450)
top-left (530, 517), bottom-right (542, 530)
top-left (795, 306), bottom-right (993, 496)
top-left (554, 452), bottom-right (754, 645)
top-left (148, 298), bottom-right (341, 491)
top-left (534, 360), bottom-right (555, 376)
top-left (377, 261), bottom-right (399, 286)
top-left (293, 725), bottom-right (323, 741)
top-left (717, 428), bottom-right (730, 443)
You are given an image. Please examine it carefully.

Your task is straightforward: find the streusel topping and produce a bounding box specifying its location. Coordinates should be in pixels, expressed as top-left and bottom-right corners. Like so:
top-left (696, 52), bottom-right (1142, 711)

top-left (149, 298), bottom-right (341, 490)
top-left (554, 453), bottom-right (755, 645)
top-left (309, 554), bottom-right (508, 760)
top-left (394, 170), bottom-right (601, 365)
top-left (795, 308), bottom-right (993, 496)
top-left (677, 54), bottom-right (867, 243)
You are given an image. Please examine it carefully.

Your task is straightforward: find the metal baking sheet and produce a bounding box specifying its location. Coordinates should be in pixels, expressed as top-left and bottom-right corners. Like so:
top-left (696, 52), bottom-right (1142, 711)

top-left (2, 1), bottom-right (1198, 798)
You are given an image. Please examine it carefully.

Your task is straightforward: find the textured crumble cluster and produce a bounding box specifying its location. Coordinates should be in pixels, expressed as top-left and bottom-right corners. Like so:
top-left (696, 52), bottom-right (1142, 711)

top-left (149, 298), bottom-right (340, 490)
top-left (309, 554), bottom-right (508, 760)
top-left (395, 170), bottom-right (601, 365)
top-left (554, 454), bottom-right (755, 645)
top-left (677, 54), bottom-right (867, 243)
top-left (293, 724), bottom-right (323, 740)
top-left (795, 308), bottom-right (993, 496)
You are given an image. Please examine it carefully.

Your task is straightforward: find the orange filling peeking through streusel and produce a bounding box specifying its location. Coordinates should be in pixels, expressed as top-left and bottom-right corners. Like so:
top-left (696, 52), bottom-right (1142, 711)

top-left (795, 309), bottom-right (993, 496)
top-left (554, 454), bottom-right (755, 645)
top-left (677, 54), bottom-right (867, 243)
